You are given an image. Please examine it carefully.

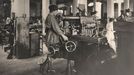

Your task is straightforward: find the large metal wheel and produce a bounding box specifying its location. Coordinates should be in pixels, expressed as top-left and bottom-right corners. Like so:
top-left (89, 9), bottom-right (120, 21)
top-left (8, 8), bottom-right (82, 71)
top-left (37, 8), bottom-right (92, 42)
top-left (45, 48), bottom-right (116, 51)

top-left (65, 41), bottom-right (76, 53)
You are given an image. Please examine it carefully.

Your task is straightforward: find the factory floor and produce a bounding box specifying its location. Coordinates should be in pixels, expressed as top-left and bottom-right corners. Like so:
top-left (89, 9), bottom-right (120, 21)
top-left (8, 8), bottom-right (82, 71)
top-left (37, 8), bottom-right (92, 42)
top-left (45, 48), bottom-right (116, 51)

top-left (0, 44), bottom-right (71, 75)
top-left (0, 21), bottom-right (134, 75)
top-left (0, 44), bottom-right (111, 75)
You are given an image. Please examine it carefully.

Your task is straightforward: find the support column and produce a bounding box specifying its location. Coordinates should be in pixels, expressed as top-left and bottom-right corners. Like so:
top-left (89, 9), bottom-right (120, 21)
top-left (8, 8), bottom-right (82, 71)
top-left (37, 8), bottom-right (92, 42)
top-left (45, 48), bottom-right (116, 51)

top-left (11, 0), bottom-right (14, 14)
top-left (78, 0), bottom-right (87, 15)
top-left (106, 0), bottom-right (117, 53)
top-left (107, 0), bottom-right (114, 18)
top-left (65, 6), bottom-right (71, 15)
top-left (42, 0), bottom-right (49, 34)
top-left (118, 2), bottom-right (121, 17)
top-left (11, 0), bottom-right (30, 58)
top-left (11, 0), bottom-right (30, 18)
top-left (130, 0), bottom-right (133, 11)
top-left (133, 0), bottom-right (134, 12)
top-left (93, 0), bottom-right (96, 12)
top-left (124, 0), bottom-right (130, 9)
top-left (72, 0), bottom-right (78, 16)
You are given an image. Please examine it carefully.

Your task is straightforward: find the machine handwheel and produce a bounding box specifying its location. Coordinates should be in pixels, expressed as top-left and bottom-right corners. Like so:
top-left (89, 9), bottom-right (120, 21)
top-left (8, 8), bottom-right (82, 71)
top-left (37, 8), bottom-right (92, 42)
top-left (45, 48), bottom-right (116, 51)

top-left (65, 41), bottom-right (76, 52)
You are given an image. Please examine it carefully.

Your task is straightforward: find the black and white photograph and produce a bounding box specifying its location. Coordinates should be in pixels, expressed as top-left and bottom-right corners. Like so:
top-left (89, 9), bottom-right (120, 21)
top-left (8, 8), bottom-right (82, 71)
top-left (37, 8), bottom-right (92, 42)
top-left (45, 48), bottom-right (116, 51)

top-left (0, 0), bottom-right (134, 75)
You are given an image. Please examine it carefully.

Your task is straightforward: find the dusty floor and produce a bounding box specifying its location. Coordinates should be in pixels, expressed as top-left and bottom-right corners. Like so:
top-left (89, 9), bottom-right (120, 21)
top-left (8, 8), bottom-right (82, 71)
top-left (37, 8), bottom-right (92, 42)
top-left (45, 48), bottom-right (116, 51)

top-left (0, 46), bottom-right (69, 75)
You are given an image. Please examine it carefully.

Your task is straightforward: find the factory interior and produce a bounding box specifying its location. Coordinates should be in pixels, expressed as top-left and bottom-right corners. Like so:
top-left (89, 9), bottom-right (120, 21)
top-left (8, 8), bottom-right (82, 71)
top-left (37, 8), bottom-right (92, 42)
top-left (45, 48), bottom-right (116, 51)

top-left (0, 0), bottom-right (134, 75)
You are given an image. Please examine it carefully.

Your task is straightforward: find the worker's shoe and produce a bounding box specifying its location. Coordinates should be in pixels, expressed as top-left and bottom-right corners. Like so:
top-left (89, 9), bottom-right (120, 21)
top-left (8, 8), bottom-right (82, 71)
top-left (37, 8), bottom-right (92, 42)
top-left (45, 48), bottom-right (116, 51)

top-left (111, 52), bottom-right (117, 59)
top-left (4, 47), bottom-right (10, 52)
top-left (7, 55), bottom-right (13, 59)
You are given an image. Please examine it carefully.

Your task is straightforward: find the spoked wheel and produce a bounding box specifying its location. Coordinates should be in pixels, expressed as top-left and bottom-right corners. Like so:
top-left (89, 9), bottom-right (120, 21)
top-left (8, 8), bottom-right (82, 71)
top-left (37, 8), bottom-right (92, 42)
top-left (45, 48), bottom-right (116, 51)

top-left (65, 41), bottom-right (76, 53)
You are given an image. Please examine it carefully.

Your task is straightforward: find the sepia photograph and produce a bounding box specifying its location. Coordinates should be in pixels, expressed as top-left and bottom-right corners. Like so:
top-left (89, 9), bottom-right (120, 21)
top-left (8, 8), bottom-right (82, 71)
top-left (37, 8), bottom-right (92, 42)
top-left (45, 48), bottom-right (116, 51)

top-left (0, 0), bottom-right (134, 75)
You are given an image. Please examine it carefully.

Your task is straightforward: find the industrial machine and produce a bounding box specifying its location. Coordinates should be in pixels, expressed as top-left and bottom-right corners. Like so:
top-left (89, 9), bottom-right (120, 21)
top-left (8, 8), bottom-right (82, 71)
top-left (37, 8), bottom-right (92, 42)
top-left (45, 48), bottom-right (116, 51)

top-left (39, 15), bottom-right (113, 75)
